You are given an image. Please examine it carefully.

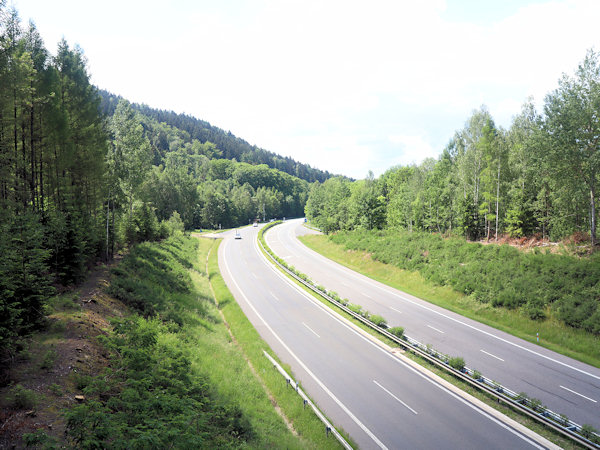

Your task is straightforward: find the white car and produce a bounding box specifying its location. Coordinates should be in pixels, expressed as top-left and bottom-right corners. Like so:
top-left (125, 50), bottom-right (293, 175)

top-left (234, 230), bottom-right (242, 239)
top-left (253, 222), bottom-right (258, 227)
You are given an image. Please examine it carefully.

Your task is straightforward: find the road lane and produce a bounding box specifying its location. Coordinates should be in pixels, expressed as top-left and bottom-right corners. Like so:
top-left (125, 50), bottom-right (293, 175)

top-left (218, 224), bottom-right (553, 449)
top-left (265, 218), bottom-right (600, 429)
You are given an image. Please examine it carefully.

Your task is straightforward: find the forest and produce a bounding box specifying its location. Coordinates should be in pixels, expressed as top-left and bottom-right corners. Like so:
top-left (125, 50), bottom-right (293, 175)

top-left (307, 49), bottom-right (600, 245)
top-left (0, 5), bottom-right (319, 362)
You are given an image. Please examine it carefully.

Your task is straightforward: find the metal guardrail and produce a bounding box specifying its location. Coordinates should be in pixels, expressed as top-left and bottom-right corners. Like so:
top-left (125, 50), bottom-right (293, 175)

top-left (258, 222), bottom-right (600, 449)
top-left (263, 351), bottom-right (353, 450)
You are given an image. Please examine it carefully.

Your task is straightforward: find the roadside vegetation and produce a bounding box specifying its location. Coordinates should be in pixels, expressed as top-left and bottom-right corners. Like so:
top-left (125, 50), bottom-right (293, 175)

top-left (64, 234), bottom-right (338, 448)
top-left (299, 232), bottom-right (600, 368)
top-left (260, 223), bottom-right (595, 448)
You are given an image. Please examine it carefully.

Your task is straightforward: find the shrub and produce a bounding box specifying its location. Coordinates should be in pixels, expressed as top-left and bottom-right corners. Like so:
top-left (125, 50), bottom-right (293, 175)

top-left (448, 356), bottom-right (465, 371)
top-left (529, 397), bottom-right (543, 412)
top-left (388, 326), bottom-right (404, 339)
top-left (49, 383), bottom-right (63, 396)
top-left (40, 348), bottom-right (57, 370)
top-left (471, 370), bottom-right (482, 380)
top-left (347, 303), bottom-right (363, 316)
top-left (8, 384), bottom-right (38, 409)
top-left (370, 314), bottom-right (388, 328)
top-left (580, 424), bottom-right (598, 440)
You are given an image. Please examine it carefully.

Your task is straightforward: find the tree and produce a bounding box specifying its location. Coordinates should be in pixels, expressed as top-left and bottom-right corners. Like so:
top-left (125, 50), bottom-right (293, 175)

top-left (109, 99), bottom-right (152, 217)
top-left (544, 49), bottom-right (600, 245)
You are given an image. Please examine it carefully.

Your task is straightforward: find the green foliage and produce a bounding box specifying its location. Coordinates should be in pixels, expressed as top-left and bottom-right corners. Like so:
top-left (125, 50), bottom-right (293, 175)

top-left (388, 326), bottom-right (404, 339)
top-left (66, 236), bottom-right (254, 448)
top-left (107, 235), bottom-right (200, 318)
top-left (580, 424), bottom-right (598, 442)
top-left (40, 347), bottom-right (57, 371)
top-left (49, 383), bottom-right (63, 396)
top-left (370, 314), bottom-right (388, 328)
top-left (448, 356), bottom-right (465, 371)
top-left (8, 384), bottom-right (38, 409)
top-left (528, 397), bottom-right (543, 413)
top-left (23, 430), bottom-right (59, 448)
top-left (330, 229), bottom-right (600, 334)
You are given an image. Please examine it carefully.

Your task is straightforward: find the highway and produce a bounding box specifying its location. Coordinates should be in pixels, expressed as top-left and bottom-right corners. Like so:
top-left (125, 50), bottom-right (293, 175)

top-left (264, 218), bottom-right (600, 431)
top-left (218, 223), bottom-right (556, 449)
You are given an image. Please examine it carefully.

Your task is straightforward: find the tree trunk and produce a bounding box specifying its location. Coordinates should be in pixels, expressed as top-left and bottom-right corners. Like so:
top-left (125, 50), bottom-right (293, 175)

top-left (495, 159), bottom-right (500, 241)
top-left (591, 185), bottom-right (597, 246)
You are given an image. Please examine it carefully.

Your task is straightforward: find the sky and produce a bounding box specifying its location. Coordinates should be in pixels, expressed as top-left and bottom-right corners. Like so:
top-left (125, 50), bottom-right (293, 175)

top-left (10, 0), bottom-right (600, 179)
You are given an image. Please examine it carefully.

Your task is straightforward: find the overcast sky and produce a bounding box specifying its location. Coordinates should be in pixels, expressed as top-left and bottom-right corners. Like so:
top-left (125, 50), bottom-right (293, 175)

top-left (11, 0), bottom-right (600, 179)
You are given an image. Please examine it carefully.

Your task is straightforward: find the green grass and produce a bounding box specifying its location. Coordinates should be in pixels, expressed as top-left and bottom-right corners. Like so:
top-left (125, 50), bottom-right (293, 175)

top-left (299, 234), bottom-right (600, 369)
top-left (206, 237), bottom-right (348, 449)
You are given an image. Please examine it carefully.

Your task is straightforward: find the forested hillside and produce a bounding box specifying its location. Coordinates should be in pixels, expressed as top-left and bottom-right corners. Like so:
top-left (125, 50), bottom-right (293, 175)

top-left (307, 49), bottom-right (600, 246)
top-left (0, 4), bottom-right (317, 364)
top-left (99, 90), bottom-right (334, 183)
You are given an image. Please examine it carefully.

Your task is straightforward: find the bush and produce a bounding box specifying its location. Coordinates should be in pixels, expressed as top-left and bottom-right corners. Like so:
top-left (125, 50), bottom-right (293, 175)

top-left (388, 326), bottom-right (404, 339)
top-left (370, 314), bottom-right (388, 328)
top-left (580, 424), bottom-right (598, 441)
top-left (347, 303), bottom-right (364, 316)
top-left (529, 397), bottom-right (543, 412)
top-left (8, 384), bottom-right (38, 409)
top-left (448, 356), bottom-right (465, 371)
top-left (40, 348), bottom-right (57, 370)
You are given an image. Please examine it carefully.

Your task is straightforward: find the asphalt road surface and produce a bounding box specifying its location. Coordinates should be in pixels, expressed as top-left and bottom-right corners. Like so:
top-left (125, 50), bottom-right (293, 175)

top-left (218, 224), bottom-right (556, 449)
top-left (264, 218), bottom-right (600, 431)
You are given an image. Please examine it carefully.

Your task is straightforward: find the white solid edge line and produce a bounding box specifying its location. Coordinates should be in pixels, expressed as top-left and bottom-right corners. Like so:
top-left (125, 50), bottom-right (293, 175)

top-left (279, 221), bottom-right (600, 382)
top-left (256, 233), bottom-right (546, 449)
top-left (389, 306), bottom-right (402, 314)
top-left (222, 238), bottom-right (389, 450)
top-left (373, 380), bottom-right (418, 415)
top-left (559, 385), bottom-right (597, 403)
top-left (480, 349), bottom-right (505, 362)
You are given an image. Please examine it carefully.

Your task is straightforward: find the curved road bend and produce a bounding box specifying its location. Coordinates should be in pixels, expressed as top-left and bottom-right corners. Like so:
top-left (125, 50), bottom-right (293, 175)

top-left (265, 218), bottom-right (600, 430)
top-left (218, 224), bottom-right (554, 449)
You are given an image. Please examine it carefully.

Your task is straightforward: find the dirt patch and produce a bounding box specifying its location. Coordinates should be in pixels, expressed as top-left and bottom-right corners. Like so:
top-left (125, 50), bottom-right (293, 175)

top-left (476, 234), bottom-right (564, 253)
top-left (0, 260), bottom-right (129, 449)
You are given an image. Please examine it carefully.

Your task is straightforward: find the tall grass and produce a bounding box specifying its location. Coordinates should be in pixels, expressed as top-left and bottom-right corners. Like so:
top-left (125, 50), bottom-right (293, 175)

top-left (300, 232), bottom-right (600, 368)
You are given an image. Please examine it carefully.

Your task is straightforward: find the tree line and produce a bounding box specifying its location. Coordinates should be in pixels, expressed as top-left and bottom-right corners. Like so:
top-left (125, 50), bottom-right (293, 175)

top-left (0, 4), bottom-right (314, 364)
top-left (307, 49), bottom-right (600, 248)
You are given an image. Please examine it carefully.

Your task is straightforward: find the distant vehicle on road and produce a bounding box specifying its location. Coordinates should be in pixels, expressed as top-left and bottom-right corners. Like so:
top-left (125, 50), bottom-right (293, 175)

top-left (234, 230), bottom-right (242, 239)
top-left (253, 222), bottom-right (258, 227)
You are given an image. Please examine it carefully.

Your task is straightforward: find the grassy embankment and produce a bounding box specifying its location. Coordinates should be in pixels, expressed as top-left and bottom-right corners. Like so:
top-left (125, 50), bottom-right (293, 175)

top-left (299, 230), bottom-right (600, 369)
top-left (62, 234), bottom-right (342, 448)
